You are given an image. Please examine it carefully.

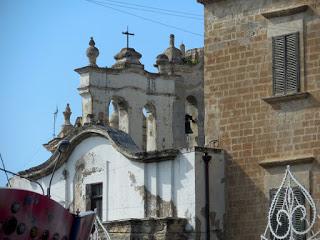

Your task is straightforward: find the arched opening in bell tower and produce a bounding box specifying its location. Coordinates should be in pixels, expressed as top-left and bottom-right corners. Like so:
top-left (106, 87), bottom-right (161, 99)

top-left (108, 97), bottom-right (129, 133)
top-left (185, 95), bottom-right (198, 147)
top-left (142, 103), bottom-right (157, 152)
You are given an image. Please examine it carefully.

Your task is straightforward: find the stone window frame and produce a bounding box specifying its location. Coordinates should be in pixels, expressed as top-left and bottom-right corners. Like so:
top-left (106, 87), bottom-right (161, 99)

top-left (262, 5), bottom-right (310, 104)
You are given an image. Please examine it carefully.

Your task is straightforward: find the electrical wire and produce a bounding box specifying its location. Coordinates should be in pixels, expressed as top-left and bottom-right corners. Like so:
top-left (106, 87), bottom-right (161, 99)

top-left (85, 0), bottom-right (203, 37)
top-left (90, 0), bottom-right (202, 21)
top-left (93, 0), bottom-right (202, 17)
top-left (0, 153), bottom-right (11, 187)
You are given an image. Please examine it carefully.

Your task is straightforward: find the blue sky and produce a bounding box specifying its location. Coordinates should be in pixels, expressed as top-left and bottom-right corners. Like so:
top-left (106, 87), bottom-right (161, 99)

top-left (0, 0), bottom-right (203, 186)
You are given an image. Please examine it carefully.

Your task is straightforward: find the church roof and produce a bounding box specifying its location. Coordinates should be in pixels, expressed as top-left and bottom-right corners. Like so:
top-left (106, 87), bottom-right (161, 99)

top-left (19, 125), bottom-right (179, 180)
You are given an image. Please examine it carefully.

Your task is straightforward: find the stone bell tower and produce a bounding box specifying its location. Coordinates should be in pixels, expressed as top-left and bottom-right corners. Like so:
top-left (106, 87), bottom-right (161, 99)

top-left (75, 35), bottom-right (204, 150)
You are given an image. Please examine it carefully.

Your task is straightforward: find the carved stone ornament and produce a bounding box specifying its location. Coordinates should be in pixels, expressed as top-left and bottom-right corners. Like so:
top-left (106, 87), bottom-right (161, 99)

top-left (63, 103), bottom-right (72, 125)
top-left (86, 37), bottom-right (99, 67)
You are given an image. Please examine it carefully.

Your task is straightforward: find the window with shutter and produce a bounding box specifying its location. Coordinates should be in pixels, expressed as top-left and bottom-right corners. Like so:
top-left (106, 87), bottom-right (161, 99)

top-left (272, 32), bottom-right (300, 96)
top-left (86, 183), bottom-right (103, 220)
top-left (269, 187), bottom-right (306, 240)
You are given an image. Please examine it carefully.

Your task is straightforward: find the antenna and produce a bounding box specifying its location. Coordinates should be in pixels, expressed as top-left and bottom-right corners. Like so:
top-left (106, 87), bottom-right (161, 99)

top-left (0, 153), bottom-right (11, 187)
top-left (53, 106), bottom-right (58, 137)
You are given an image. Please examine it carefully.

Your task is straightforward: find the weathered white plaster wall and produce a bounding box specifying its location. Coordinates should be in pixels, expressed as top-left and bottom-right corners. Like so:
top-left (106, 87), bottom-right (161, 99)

top-left (10, 135), bottom-right (225, 238)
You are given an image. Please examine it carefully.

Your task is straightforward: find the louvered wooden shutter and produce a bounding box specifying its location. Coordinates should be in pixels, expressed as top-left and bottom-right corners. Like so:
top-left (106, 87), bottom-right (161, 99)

top-left (273, 36), bottom-right (286, 95)
top-left (272, 32), bottom-right (300, 95)
top-left (269, 187), bottom-right (306, 240)
top-left (286, 32), bottom-right (300, 94)
top-left (292, 188), bottom-right (306, 240)
top-left (270, 188), bottom-right (289, 240)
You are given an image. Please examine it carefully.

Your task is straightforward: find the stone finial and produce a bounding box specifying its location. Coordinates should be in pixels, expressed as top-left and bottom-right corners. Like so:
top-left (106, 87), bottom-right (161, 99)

top-left (86, 37), bottom-right (99, 67)
top-left (63, 103), bottom-right (72, 125)
top-left (180, 42), bottom-right (185, 57)
top-left (163, 34), bottom-right (183, 64)
top-left (170, 34), bottom-right (175, 47)
top-left (154, 53), bottom-right (170, 74)
top-left (58, 103), bottom-right (74, 138)
top-left (75, 117), bottom-right (82, 127)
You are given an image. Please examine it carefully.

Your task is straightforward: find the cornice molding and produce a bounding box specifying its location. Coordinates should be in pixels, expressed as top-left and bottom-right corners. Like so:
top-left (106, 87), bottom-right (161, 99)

top-left (259, 155), bottom-right (315, 168)
top-left (261, 4), bottom-right (309, 19)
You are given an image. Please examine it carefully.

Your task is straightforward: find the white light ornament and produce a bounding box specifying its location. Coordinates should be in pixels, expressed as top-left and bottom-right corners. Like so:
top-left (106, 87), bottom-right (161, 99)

top-left (261, 166), bottom-right (320, 240)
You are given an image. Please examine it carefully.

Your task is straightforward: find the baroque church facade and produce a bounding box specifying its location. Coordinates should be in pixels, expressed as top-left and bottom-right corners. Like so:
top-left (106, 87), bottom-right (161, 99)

top-left (9, 0), bottom-right (320, 239)
top-left (10, 35), bottom-right (225, 239)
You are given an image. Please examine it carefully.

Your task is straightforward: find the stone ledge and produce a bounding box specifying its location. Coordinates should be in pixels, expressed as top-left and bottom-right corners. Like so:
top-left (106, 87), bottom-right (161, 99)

top-left (259, 155), bottom-right (315, 168)
top-left (261, 4), bottom-right (309, 19)
top-left (103, 217), bottom-right (189, 240)
top-left (262, 92), bottom-right (310, 104)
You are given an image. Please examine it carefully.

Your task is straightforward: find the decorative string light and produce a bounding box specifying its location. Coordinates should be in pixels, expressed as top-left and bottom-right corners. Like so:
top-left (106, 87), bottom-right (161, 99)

top-left (261, 165), bottom-right (320, 240)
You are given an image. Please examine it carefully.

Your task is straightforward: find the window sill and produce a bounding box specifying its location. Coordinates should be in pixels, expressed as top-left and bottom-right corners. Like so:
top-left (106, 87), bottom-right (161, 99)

top-left (259, 155), bottom-right (315, 168)
top-left (262, 92), bottom-right (309, 104)
top-left (261, 4), bottom-right (309, 19)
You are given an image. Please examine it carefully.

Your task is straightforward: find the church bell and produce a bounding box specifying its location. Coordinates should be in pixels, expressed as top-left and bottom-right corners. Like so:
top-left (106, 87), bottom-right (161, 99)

top-left (185, 114), bottom-right (194, 134)
top-left (185, 123), bottom-right (193, 134)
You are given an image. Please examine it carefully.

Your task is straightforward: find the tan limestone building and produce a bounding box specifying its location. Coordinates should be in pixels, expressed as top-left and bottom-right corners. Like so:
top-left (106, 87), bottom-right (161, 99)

top-left (197, 0), bottom-right (320, 239)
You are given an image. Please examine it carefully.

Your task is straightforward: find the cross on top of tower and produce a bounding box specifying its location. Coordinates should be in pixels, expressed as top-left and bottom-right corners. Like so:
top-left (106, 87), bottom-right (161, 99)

top-left (122, 26), bottom-right (135, 49)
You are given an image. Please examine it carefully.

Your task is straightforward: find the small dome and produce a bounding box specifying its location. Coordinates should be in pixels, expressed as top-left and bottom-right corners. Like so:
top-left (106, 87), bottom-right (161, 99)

top-left (163, 34), bottom-right (183, 64)
top-left (112, 47), bottom-right (143, 69)
top-left (86, 37), bottom-right (99, 67)
top-left (156, 53), bottom-right (169, 65)
top-left (114, 47), bottom-right (142, 61)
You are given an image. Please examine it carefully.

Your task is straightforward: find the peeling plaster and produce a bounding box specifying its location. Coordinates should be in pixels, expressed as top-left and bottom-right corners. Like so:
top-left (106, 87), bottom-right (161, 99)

top-left (82, 167), bottom-right (103, 177)
top-left (128, 171), bottom-right (177, 218)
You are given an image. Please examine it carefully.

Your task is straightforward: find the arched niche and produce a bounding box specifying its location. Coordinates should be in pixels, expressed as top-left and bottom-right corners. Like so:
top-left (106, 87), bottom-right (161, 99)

top-left (185, 95), bottom-right (198, 147)
top-left (108, 97), bottom-right (129, 133)
top-left (142, 103), bottom-right (157, 152)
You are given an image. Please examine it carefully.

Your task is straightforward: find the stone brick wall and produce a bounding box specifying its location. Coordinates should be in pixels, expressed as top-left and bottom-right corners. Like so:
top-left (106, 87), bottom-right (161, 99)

top-left (200, 0), bottom-right (320, 239)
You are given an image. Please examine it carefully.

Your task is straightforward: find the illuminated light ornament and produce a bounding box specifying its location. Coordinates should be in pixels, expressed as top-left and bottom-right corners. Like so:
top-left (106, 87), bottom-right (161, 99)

top-left (261, 166), bottom-right (320, 240)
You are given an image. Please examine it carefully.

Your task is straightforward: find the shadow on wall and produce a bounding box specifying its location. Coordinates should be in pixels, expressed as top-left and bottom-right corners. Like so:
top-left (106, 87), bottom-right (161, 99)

top-left (224, 151), bottom-right (268, 239)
